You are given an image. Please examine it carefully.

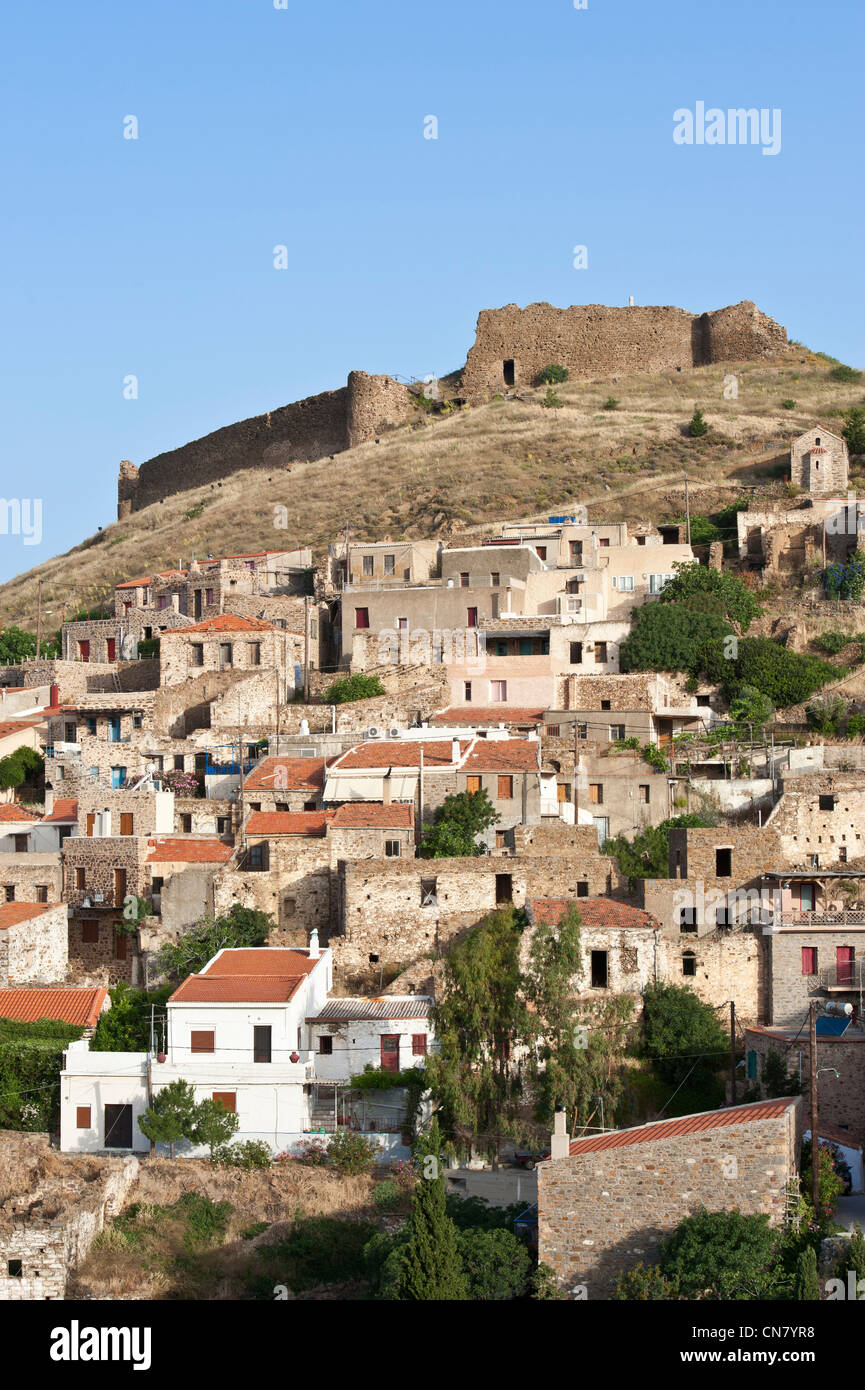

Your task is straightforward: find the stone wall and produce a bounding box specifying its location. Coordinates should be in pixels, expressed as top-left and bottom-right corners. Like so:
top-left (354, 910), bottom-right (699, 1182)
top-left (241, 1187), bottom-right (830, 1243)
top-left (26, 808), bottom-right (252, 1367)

top-left (460, 300), bottom-right (789, 397)
top-left (117, 372), bottom-right (416, 516)
top-left (0, 904), bottom-right (68, 986)
top-left (0, 1133), bottom-right (138, 1301)
top-left (746, 1029), bottom-right (865, 1142)
top-left (537, 1100), bottom-right (800, 1297)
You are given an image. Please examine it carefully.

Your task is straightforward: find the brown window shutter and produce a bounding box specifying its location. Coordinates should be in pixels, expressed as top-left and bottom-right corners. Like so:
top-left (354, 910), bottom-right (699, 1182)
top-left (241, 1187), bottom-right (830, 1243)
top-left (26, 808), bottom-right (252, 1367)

top-left (191, 1031), bottom-right (215, 1053)
top-left (212, 1091), bottom-right (236, 1113)
top-left (497, 775), bottom-right (513, 799)
top-left (120, 813), bottom-right (134, 836)
top-left (76, 1106), bottom-right (91, 1128)
top-left (86, 812), bottom-right (96, 837)
top-left (465, 775), bottom-right (481, 794)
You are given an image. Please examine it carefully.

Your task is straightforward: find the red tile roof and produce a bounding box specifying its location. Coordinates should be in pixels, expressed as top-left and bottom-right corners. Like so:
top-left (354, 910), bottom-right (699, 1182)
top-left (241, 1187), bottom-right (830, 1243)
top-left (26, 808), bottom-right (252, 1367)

top-left (244, 756), bottom-right (327, 792)
top-left (146, 837), bottom-right (234, 864)
top-left (0, 903), bottom-right (58, 930)
top-left (334, 740), bottom-right (471, 770)
top-left (0, 719), bottom-right (43, 740)
top-left (462, 738), bottom-right (540, 773)
top-left (170, 947), bottom-right (320, 1004)
top-left (116, 569), bottom-right (187, 589)
top-left (0, 804), bottom-right (42, 823)
top-left (43, 798), bottom-right (78, 823)
top-left (0, 986), bottom-right (108, 1029)
top-left (165, 613), bottom-right (275, 635)
top-left (529, 898), bottom-right (660, 931)
top-left (433, 707), bottom-right (546, 725)
top-left (565, 1098), bottom-right (797, 1157)
top-left (246, 811), bottom-right (334, 837)
top-left (330, 803), bottom-right (414, 829)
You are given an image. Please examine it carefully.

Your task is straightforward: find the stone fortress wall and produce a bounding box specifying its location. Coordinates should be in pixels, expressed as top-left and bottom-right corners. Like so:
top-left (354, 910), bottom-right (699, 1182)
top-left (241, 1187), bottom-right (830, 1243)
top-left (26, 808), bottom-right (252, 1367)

top-left (117, 301), bottom-right (789, 517)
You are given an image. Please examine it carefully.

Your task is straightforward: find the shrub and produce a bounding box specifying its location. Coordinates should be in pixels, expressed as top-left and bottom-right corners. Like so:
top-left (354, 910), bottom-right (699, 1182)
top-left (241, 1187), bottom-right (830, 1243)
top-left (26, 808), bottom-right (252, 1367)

top-left (249, 1216), bottom-right (378, 1295)
top-left (846, 712), bottom-right (865, 738)
top-left (602, 396), bottom-right (619, 411)
top-left (824, 551), bottom-right (865, 601)
top-left (175, 1192), bottom-right (232, 1251)
top-left (137, 637), bottom-right (160, 659)
top-left (540, 388), bottom-right (563, 409)
top-left (829, 363), bottom-right (863, 384)
top-left (326, 1128), bottom-right (379, 1176)
top-left (241, 1221), bottom-right (270, 1240)
top-left (372, 1179), bottom-right (403, 1211)
top-left (155, 904), bottom-right (273, 980)
top-left (687, 408), bottom-right (708, 437)
top-left (806, 693), bottom-right (847, 735)
top-left (536, 364), bottom-right (569, 385)
top-left (294, 1137), bottom-right (329, 1166)
top-left (658, 1208), bottom-right (781, 1299)
top-left (618, 603), bottom-right (732, 675)
top-left (659, 562), bottom-right (762, 630)
top-left (420, 788), bottom-right (499, 858)
top-left (781, 399), bottom-right (796, 410)
top-left (213, 1139), bottom-right (273, 1169)
top-left (642, 982), bottom-right (728, 1090)
top-left (322, 673), bottom-right (386, 704)
top-left (817, 628), bottom-right (853, 656)
top-left (532, 1262), bottom-right (568, 1299)
top-left (613, 1262), bottom-right (681, 1300)
top-left (641, 743), bottom-right (668, 772)
top-left (730, 638), bottom-right (835, 708)
top-left (456, 1227), bottom-right (532, 1300)
top-left (843, 406), bottom-right (865, 456)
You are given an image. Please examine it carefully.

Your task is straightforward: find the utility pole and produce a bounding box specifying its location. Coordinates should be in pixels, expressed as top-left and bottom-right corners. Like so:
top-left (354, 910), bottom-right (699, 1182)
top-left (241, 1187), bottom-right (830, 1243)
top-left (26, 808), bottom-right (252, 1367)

top-left (684, 474), bottom-right (691, 547)
top-left (417, 745), bottom-right (424, 853)
top-left (304, 596), bottom-right (311, 703)
top-left (809, 1002), bottom-right (820, 1215)
top-left (729, 1001), bottom-right (736, 1105)
top-left (35, 578), bottom-right (43, 658)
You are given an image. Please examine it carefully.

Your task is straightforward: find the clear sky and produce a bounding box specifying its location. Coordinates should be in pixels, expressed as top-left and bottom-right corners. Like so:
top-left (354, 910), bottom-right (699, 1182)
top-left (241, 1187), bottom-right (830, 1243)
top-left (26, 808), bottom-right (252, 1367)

top-left (0, 0), bottom-right (862, 584)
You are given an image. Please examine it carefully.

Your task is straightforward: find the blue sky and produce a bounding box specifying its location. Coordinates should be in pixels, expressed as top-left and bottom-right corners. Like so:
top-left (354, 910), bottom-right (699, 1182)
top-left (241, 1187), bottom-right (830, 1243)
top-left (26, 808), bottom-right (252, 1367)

top-left (0, 0), bottom-right (862, 584)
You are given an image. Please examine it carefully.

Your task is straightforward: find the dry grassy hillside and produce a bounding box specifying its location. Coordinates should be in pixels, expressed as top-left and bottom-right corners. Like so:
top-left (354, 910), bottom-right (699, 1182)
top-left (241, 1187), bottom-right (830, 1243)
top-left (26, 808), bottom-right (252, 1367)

top-left (1, 351), bottom-right (861, 632)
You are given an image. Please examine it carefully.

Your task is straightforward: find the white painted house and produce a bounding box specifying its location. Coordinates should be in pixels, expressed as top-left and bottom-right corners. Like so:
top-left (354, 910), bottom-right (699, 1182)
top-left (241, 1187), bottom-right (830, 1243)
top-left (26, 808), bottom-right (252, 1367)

top-left (307, 996), bottom-right (433, 1082)
top-left (60, 941), bottom-right (333, 1155)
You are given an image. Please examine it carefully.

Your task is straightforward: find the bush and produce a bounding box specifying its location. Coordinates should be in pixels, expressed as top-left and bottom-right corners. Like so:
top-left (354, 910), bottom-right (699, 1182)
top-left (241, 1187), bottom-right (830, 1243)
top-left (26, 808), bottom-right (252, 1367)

top-left (294, 1137), bottom-right (330, 1166)
top-left (642, 982), bottom-right (728, 1090)
top-left (781, 399), bottom-right (796, 410)
top-left (658, 1208), bottom-right (781, 1299)
top-left (155, 904), bottom-right (274, 980)
top-left (213, 1139), bottom-right (273, 1169)
top-left (618, 603), bottom-right (732, 675)
top-left (322, 673), bottom-right (386, 704)
top-left (326, 1128), bottom-right (379, 1176)
top-left (91, 982), bottom-right (172, 1052)
top-left (540, 388), bottom-right (563, 409)
top-left (806, 693), bottom-right (847, 735)
top-left (613, 1262), bottom-right (681, 1300)
top-left (846, 712), bottom-right (865, 738)
top-left (420, 788), bottom-right (499, 858)
top-left (137, 637), bottom-right (160, 659)
top-left (602, 396), bottom-right (619, 411)
top-left (824, 551), bottom-right (865, 601)
top-left (687, 408), bottom-right (709, 437)
top-left (658, 562), bottom-right (762, 630)
top-left (249, 1215), bottom-right (378, 1296)
top-left (456, 1227), bottom-right (532, 1300)
top-left (372, 1179), bottom-right (403, 1211)
top-left (175, 1192), bottom-right (232, 1251)
top-left (829, 363), bottom-right (863, 384)
top-left (817, 628), bottom-right (854, 656)
top-left (604, 814), bottom-right (714, 882)
top-left (843, 405), bottom-right (865, 455)
top-left (729, 638), bottom-right (835, 708)
top-left (536, 364), bottom-right (569, 385)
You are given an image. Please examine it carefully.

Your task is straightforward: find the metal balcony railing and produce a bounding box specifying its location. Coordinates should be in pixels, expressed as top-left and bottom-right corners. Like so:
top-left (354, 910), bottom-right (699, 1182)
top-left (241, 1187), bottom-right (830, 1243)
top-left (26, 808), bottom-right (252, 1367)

top-left (779, 909), bottom-right (865, 927)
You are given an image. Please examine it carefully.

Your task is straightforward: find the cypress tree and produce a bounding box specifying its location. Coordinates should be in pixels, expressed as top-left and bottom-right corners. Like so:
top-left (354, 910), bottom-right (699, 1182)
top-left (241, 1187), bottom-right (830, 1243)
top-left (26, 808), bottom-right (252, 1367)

top-left (396, 1120), bottom-right (468, 1301)
top-left (794, 1245), bottom-right (821, 1301)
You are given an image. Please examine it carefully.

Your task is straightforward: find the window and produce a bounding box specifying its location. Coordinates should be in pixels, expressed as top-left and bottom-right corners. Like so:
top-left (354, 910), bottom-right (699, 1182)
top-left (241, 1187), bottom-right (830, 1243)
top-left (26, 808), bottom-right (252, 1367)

top-left (318, 1036), bottom-right (333, 1054)
top-left (191, 1031), bottom-right (215, 1053)
top-left (840, 846), bottom-right (848, 863)
top-left (682, 951), bottom-right (697, 977)
top-left (120, 813), bottom-right (134, 836)
top-left (495, 829), bottom-right (507, 849)
top-left (610, 724), bottom-right (626, 741)
top-left (497, 775), bottom-right (514, 800)
top-left (385, 839), bottom-right (401, 857)
top-left (639, 784), bottom-right (650, 803)
top-left (65, 722), bottom-right (77, 742)
top-left (696, 695), bottom-right (711, 707)
top-left (467, 607), bottom-right (478, 628)
top-left (490, 571), bottom-right (500, 587)
top-left (589, 783), bottom-right (603, 804)
top-left (362, 554), bottom-right (374, 576)
top-left (212, 1092), bottom-right (236, 1113)
top-left (247, 642), bottom-right (261, 666)
top-left (253, 1026), bottom-right (272, 1064)
top-left (35, 885), bottom-right (48, 903)
top-left (219, 642), bottom-right (233, 668)
top-left (217, 816), bottom-right (229, 834)
top-left (569, 540), bottom-right (582, 561)
top-left (600, 699), bottom-right (611, 711)
top-left (152, 876), bottom-right (164, 897)
top-left (819, 794), bottom-right (836, 811)
top-left (1, 885), bottom-right (14, 903)
top-left (595, 642), bottom-right (608, 663)
top-left (384, 554), bottom-right (395, 576)
top-left (7, 1260), bottom-right (22, 1278)
top-left (76, 1106), bottom-right (92, 1129)
top-left (133, 713), bottom-right (143, 730)
top-left (570, 642), bottom-right (583, 664)
top-left (547, 725), bottom-right (560, 737)
top-left (801, 948), bottom-right (818, 976)
top-left (191, 644), bottom-right (204, 667)
top-left (206, 588), bottom-right (214, 605)
top-left (87, 717), bottom-right (97, 735)
top-left (412, 1034), bottom-right (427, 1056)
top-left (111, 767), bottom-right (126, 790)
top-left (617, 575), bottom-right (635, 592)
top-left (465, 775), bottom-right (482, 794)
top-left (715, 848), bottom-right (732, 876)
top-left (464, 681), bottom-right (472, 702)
top-left (577, 881), bottom-right (589, 898)
top-left (491, 680), bottom-right (507, 702)
top-left (180, 814), bottom-right (192, 834)
top-left (113, 928), bottom-right (127, 961)
top-left (397, 617), bottom-right (408, 630)
top-left (599, 538), bottom-right (610, 548)
top-left (716, 906), bottom-right (733, 927)
top-left (355, 608), bottom-right (369, 629)
top-left (679, 907), bottom-right (697, 931)
top-left (76, 868), bottom-right (86, 891)
top-left (460, 572), bottom-right (470, 587)
top-left (13, 834), bottom-right (28, 853)
top-left (590, 951), bottom-right (608, 988)
top-left (421, 878), bottom-right (437, 907)
top-left (557, 782), bottom-right (570, 803)
top-left (246, 843), bottom-right (265, 870)
top-left (495, 873), bottom-right (513, 903)
top-left (746, 1050), bottom-right (758, 1081)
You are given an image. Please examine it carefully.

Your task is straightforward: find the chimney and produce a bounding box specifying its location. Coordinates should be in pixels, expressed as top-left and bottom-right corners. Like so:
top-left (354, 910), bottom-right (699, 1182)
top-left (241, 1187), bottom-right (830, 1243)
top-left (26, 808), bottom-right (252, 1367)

top-left (550, 1107), bottom-right (570, 1160)
top-left (451, 738), bottom-right (461, 763)
top-left (308, 927), bottom-right (320, 960)
top-left (44, 786), bottom-right (55, 816)
top-left (49, 683), bottom-right (60, 709)
top-left (382, 772), bottom-right (392, 806)
top-left (102, 808), bottom-right (112, 838)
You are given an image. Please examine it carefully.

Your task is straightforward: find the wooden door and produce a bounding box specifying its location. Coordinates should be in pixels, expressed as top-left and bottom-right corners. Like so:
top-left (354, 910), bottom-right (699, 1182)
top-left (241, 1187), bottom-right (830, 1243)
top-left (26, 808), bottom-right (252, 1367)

top-left (380, 1035), bottom-right (400, 1072)
top-left (837, 946), bottom-right (855, 987)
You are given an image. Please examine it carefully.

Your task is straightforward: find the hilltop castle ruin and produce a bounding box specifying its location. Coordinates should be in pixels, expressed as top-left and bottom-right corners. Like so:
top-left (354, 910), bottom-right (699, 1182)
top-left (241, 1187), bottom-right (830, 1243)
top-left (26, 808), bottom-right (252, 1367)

top-left (117, 299), bottom-right (789, 518)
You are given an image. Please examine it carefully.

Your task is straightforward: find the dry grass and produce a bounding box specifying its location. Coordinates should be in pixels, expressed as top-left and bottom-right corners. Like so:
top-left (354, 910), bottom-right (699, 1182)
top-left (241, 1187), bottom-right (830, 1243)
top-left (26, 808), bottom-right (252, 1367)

top-left (0, 353), bottom-right (860, 631)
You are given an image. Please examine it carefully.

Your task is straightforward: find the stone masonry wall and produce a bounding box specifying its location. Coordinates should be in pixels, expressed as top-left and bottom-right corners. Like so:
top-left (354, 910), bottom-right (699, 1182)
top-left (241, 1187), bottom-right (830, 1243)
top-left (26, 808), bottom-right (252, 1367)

top-left (537, 1102), bottom-right (800, 1297)
top-left (0, 904), bottom-right (68, 986)
top-left (460, 300), bottom-right (789, 397)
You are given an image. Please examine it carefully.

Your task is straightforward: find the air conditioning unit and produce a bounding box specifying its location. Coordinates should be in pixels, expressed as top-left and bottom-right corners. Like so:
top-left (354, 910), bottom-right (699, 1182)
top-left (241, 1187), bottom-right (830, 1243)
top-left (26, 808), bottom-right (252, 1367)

top-left (388, 727), bottom-right (401, 738)
top-left (367, 726), bottom-right (384, 739)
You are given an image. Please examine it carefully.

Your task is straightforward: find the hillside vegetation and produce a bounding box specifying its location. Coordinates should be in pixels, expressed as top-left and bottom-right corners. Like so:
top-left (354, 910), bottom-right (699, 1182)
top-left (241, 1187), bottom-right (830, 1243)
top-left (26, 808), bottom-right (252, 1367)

top-left (0, 351), bottom-right (862, 632)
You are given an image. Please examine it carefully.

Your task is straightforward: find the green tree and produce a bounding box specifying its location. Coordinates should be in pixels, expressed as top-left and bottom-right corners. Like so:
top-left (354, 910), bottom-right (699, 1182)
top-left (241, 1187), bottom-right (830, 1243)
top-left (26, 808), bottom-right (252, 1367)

top-left (728, 685), bottom-right (774, 729)
top-left (137, 1079), bottom-right (198, 1158)
top-left (420, 788), bottom-right (500, 858)
top-left (424, 908), bottom-right (526, 1142)
top-left (155, 904), bottom-right (273, 980)
top-left (0, 746), bottom-right (43, 792)
top-left (540, 388), bottom-right (563, 409)
top-left (687, 408), bottom-right (709, 437)
top-left (536, 363), bottom-right (569, 385)
top-left (793, 1245), bottom-right (821, 1300)
top-left (658, 562), bottom-right (763, 630)
top-left (842, 405), bottom-right (865, 455)
top-left (321, 673), bottom-right (386, 704)
top-left (613, 1262), bottom-right (681, 1300)
top-left (761, 1048), bottom-right (802, 1098)
top-left (90, 983), bottom-right (173, 1052)
top-left (801, 1138), bottom-right (846, 1227)
top-left (0, 626), bottom-right (56, 663)
top-left (531, 1262), bottom-right (567, 1299)
top-left (395, 1121), bottom-right (468, 1300)
top-left (190, 1097), bottom-right (239, 1159)
top-left (659, 1208), bottom-right (780, 1299)
top-left (603, 814), bottom-right (715, 884)
top-left (642, 982), bottom-right (728, 1091)
top-left (618, 603), bottom-right (733, 675)
top-left (456, 1227), bottom-right (531, 1300)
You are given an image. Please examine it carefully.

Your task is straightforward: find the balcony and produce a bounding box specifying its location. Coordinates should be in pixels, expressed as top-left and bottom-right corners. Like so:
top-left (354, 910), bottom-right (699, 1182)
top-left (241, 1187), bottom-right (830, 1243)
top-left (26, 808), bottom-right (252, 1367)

top-left (776, 909), bottom-right (865, 928)
top-left (819, 964), bottom-right (865, 992)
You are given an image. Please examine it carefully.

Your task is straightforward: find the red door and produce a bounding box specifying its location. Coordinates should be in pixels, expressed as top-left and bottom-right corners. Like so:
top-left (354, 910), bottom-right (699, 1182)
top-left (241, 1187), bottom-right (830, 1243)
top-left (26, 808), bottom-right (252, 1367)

top-left (79, 641), bottom-right (90, 663)
top-left (380, 1035), bottom-right (400, 1072)
top-left (837, 946), bottom-right (855, 987)
top-left (106, 638), bottom-right (116, 662)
